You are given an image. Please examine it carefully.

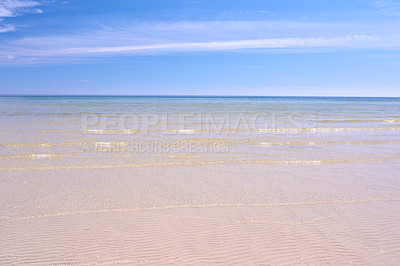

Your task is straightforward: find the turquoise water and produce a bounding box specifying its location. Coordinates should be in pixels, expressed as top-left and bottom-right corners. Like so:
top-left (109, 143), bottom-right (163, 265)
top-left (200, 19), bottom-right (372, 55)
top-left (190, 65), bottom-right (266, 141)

top-left (1, 96), bottom-right (400, 117)
top-left (1, 96), bottom-right (399, 131)
top-left (0, 96), bottom-right (399, 170)
top-left (1, 96), bottom-right (399, 129)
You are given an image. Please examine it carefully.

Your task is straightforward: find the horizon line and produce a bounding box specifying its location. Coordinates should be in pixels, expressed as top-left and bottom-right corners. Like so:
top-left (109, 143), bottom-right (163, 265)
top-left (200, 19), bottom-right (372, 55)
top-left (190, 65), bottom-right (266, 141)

top-left (0, 94), bottom-right (399, 98)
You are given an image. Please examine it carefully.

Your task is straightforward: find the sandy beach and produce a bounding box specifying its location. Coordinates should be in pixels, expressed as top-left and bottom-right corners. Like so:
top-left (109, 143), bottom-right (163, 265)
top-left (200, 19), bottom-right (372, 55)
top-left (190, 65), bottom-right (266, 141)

top-left (0, 96), bottom-right (399, 265)
top-left (1, 163), bottom-right (400, 265)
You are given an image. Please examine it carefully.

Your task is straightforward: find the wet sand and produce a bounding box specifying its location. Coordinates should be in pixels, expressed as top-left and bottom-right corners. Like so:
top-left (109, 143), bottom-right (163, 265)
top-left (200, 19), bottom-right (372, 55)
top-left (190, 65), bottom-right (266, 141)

top-left (1, 96), bottom-right (400, 265)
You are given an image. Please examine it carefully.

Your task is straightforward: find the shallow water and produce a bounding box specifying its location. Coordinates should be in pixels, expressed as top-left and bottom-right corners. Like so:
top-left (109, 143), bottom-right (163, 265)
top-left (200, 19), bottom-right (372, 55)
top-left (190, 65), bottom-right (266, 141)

top-left (0, 96), bottom-right (400, 265)
top-left (0, 96), bottom-right (399, 169)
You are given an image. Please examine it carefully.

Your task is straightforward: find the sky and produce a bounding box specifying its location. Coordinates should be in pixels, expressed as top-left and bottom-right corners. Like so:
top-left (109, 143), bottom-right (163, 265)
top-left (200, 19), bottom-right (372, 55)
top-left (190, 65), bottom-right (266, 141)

top-left (0, 0), bottom-right (399, 96)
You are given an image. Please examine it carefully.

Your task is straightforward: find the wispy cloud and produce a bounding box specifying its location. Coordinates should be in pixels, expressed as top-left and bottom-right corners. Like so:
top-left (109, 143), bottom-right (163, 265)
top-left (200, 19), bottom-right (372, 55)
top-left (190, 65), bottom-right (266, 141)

top-left (0, 20), bottom-right (398, 65)
top-left (368, 0), bottom-right (400, 16)
top-left (0, 0), bottom-right (42, 33)
top-left (0, 18), bottom-right (15, 32)
top-left (55, 35), bottom-right (378, 55)
top-left (0, 0), bottom-right (40, 17)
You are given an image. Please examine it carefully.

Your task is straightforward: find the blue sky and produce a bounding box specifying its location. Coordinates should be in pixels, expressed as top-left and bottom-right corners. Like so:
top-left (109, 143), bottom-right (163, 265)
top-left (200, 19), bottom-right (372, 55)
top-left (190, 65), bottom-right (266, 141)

top-left (0, 0), bottom-right (399, 96)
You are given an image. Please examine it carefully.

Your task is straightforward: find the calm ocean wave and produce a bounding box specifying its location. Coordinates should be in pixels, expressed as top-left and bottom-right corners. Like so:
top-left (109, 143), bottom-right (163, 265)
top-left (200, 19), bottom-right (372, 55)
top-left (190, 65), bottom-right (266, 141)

top-left (0, 96), bottom-right (399, 170)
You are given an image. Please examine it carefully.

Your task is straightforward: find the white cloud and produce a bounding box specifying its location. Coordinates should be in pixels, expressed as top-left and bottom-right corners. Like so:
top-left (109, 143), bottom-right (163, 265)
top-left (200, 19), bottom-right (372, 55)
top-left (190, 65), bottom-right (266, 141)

top-left (0, 20), bottom-right (398, 65)
top-left (0, 0), bottom-right (40, 17)
top-left (0, 18), bottom-right (15, 32)
top-left (368, 0), bottom-right (400, 16)
top-left (0, 0), bottom-right (42, 33)
top-left (54, 35), bottom-right (379, 55)
top-left (0, 23), bottom-right (15, 32)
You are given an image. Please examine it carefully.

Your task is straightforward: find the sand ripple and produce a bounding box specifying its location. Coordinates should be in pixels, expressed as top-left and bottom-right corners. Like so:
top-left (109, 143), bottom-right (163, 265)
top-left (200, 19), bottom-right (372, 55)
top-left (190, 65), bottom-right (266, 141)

top-left (1, 200), bottom-right (399, 265)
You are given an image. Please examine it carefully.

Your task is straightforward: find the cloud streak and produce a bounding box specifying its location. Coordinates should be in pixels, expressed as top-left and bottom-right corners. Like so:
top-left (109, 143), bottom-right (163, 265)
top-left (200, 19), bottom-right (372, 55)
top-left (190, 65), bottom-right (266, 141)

top-left (0, 20), bottom-right (398, 65)
top-left (0, 0), bottom-right (40, 17)
top-left (368, 0), bottom-right (400, 16)
top-left (55, 35), bottom-right (378, 55)
top-left (0, 18), bottom-right (15, 33)
top-left (0, 0), bottom-right (42, 33)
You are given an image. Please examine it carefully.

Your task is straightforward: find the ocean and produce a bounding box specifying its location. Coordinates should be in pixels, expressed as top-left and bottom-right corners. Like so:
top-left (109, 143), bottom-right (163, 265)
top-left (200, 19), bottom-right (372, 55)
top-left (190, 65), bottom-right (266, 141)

top-left (1, 96), bottom-right (399, 169)
top-left (1, 96), bottom-right (400, 264)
